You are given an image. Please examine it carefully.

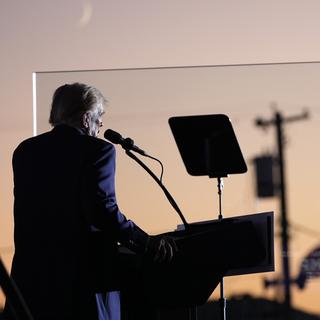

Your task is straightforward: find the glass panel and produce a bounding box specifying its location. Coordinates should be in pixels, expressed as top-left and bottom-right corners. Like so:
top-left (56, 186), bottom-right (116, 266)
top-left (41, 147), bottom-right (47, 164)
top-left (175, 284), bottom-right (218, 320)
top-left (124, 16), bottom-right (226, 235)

top-left (34, 62), bottom-right (320, 306)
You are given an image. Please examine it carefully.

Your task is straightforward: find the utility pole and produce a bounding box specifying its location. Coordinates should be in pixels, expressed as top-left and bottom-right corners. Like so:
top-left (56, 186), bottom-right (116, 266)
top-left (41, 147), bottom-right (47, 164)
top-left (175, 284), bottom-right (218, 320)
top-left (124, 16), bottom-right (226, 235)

top-left (255, 109), bottom-right (309, 318)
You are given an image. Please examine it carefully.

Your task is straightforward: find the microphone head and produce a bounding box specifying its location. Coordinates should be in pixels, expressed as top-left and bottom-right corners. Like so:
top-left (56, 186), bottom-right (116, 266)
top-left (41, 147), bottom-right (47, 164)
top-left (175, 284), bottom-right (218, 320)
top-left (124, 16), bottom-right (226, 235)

top-left (104, 129), bottom-right (123, 144)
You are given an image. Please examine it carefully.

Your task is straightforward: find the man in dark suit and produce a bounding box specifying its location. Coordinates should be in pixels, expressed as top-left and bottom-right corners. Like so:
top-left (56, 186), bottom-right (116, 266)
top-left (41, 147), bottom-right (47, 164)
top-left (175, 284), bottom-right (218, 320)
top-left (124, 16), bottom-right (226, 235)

top-left (5, 83), bottom-right (175, 320)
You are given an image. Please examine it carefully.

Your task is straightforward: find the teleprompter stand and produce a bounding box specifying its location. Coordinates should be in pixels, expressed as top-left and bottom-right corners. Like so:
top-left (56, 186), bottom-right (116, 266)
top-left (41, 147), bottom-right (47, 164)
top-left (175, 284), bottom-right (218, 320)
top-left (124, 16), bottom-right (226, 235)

top-left (168, 114), bottom-right (272, 320)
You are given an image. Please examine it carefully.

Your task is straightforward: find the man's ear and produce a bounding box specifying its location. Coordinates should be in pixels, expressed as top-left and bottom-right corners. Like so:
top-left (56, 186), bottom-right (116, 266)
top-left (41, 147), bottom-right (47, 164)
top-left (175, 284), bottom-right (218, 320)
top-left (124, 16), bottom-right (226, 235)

top-left (82, 112), bottom-right (90, 128)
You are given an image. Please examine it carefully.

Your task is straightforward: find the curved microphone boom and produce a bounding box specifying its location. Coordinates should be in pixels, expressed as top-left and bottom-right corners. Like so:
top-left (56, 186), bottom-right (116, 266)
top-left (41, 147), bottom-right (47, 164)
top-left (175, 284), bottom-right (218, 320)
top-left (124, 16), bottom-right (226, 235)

top-left (104, 129), bottom-right (146, 156)
top-left (103, 128), bottom-right (189, 228)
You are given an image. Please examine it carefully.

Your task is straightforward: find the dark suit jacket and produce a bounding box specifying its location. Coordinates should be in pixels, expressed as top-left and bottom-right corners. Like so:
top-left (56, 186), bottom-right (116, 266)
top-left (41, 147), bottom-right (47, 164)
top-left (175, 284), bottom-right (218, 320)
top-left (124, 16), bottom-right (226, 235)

top-left (8, 125), bottom-right (149, 320)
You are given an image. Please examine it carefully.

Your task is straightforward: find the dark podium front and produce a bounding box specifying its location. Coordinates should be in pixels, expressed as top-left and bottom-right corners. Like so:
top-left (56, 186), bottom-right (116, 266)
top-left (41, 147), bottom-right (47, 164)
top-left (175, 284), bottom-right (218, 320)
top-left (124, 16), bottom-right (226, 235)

top-left (121, 212), bottom-right (274, 319)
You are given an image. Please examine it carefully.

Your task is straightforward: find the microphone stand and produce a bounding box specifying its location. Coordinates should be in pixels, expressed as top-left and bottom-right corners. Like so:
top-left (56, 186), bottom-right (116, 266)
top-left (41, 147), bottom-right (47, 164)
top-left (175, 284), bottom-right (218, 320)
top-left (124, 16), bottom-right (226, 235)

top-left (125, 149), bottom-right (202, 320)
top-left (125, 149), bottom-right (190, 230)
top-left (217, 177), bottom-right (226, 320)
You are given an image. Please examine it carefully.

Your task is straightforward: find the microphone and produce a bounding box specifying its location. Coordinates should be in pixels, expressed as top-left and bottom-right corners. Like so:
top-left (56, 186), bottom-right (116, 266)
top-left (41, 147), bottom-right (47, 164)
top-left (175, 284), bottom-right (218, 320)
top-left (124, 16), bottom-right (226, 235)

top-left (104, 129), bottom-right (147, 156)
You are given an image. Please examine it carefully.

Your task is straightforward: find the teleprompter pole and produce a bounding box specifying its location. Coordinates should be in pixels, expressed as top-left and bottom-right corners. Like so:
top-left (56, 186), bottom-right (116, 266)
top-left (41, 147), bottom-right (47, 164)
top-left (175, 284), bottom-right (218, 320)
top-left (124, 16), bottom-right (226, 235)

top-left (217, 177), bottom-right (226, 320)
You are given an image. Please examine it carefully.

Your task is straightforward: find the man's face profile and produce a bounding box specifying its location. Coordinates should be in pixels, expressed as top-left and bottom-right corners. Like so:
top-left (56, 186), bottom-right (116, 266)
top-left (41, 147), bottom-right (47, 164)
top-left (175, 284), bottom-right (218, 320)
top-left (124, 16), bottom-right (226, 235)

top-left (84, 103), bottom-right (105, 137)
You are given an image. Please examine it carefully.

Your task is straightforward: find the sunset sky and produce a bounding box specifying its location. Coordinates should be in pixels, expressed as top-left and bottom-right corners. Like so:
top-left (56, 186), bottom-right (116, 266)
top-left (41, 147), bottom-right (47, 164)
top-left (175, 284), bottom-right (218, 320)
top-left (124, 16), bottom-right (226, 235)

top-left (2, 0), bottom-right (320, 314)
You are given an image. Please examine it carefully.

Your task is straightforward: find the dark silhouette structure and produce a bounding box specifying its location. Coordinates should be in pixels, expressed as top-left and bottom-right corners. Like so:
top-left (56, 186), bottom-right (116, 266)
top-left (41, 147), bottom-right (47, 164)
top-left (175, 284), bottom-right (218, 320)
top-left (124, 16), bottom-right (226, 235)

top-left (255, 109), bottom-right (309, 319)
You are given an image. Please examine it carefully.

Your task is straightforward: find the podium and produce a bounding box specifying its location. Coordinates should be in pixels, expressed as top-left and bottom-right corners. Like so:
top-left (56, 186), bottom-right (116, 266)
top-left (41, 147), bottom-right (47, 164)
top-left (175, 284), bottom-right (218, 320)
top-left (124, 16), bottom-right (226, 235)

top-left (120, 211), bottom-right (273, 319)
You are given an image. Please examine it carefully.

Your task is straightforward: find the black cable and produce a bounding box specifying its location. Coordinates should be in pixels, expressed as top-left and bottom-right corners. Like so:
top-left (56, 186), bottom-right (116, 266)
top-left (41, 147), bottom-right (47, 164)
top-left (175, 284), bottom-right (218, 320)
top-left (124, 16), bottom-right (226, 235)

top-left (125, 150), bottom-right (189, 229)
top-left (144, 154), bottom-right (164, 183)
